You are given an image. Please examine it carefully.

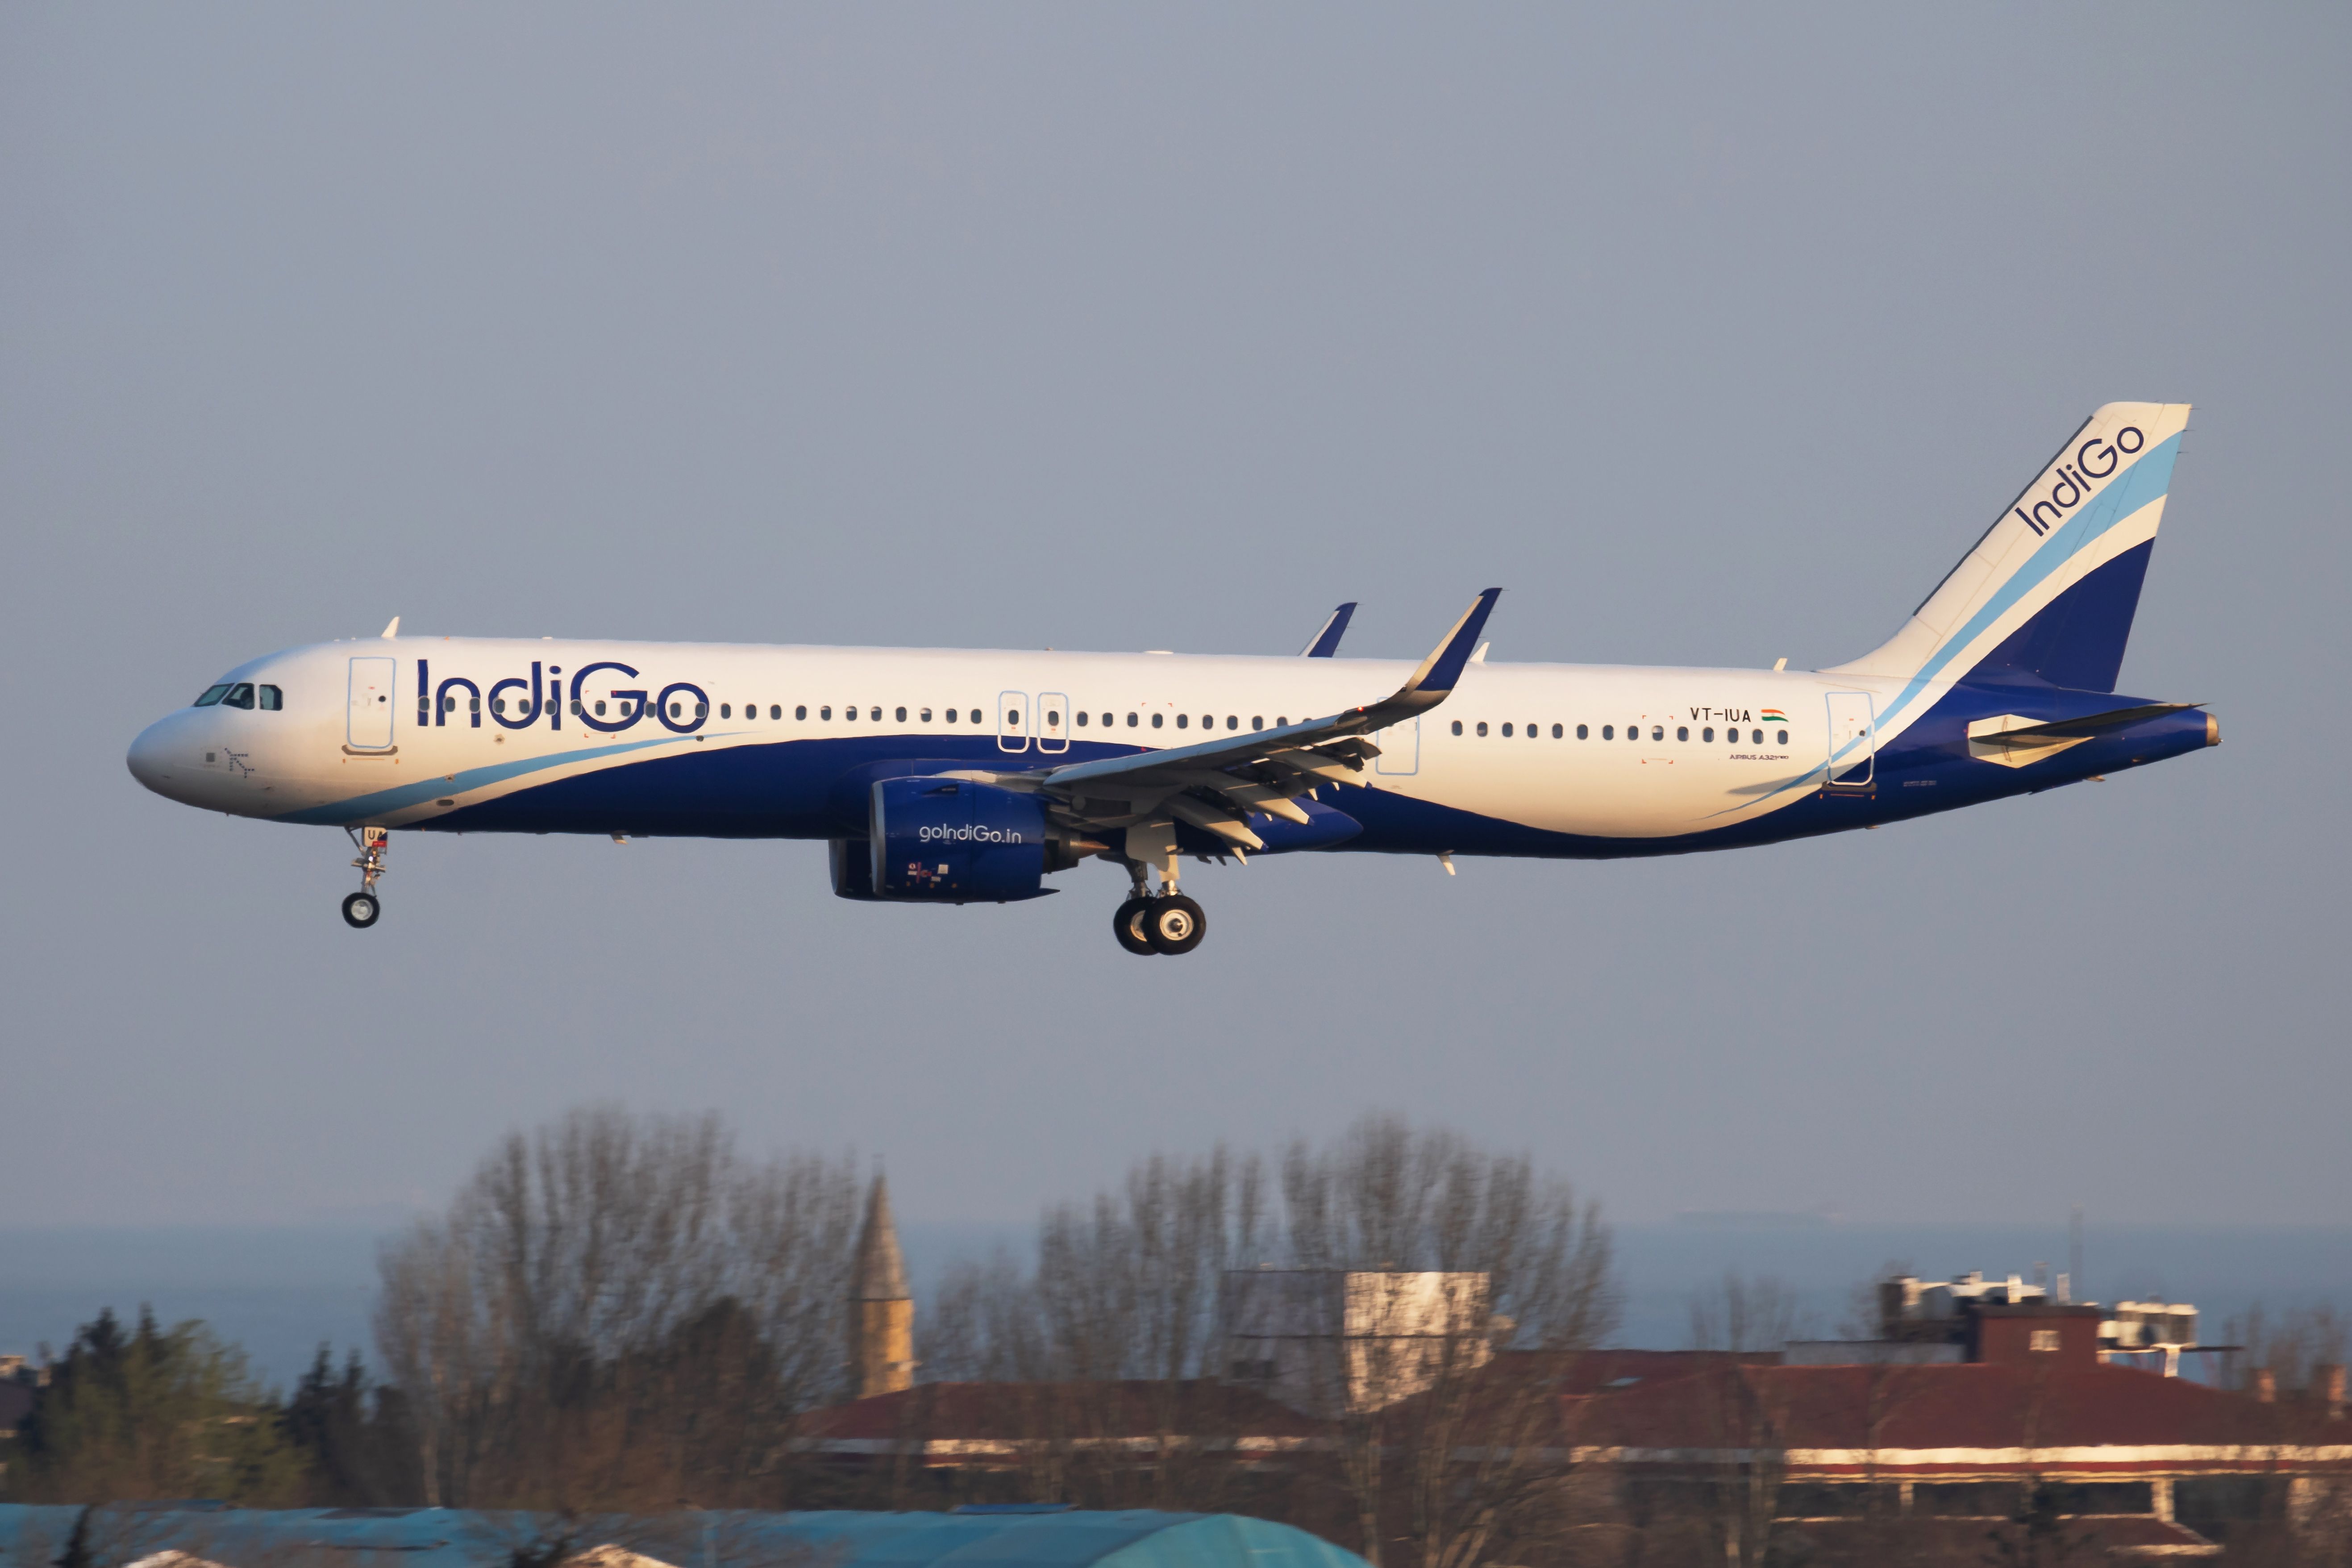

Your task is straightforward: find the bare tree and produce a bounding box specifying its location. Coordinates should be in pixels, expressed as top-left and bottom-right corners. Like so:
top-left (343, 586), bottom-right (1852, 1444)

top-left (1280, 1115), bottom-right (1616, 1568)
top-left (373, 1106), bottom-right (861, 1510)
top-left (1687, 1272), bottom-right (1805, 1356)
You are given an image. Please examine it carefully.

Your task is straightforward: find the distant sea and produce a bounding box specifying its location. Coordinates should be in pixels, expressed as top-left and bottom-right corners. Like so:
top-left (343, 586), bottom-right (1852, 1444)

top-left (3, 1220), bottom-right (2345, 1390)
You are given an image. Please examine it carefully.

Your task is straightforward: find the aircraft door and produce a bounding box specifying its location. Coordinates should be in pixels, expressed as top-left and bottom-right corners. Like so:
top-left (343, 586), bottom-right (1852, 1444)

top-left (997, 690), bottom-right (1029, 753)
top-left (1824, 691), bottom-right (1875, 789)
top-left (1037, 692), bottom-right (1070, 753)
top-left (1374, 716), bottom-right (1420, 775)
top-left (348, 657), bottom-right (396, 750)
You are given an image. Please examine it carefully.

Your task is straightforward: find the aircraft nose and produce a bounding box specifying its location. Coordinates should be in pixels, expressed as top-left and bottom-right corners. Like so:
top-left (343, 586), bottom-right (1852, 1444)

top-left (126, 716), bottom-right (183, 797)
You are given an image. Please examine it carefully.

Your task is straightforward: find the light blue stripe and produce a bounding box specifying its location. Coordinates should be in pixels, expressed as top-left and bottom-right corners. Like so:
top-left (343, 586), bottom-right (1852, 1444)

top-left (1874, 432), bottom-right (2181, 734)
top-left (274, 734), bottom-right (687, 825)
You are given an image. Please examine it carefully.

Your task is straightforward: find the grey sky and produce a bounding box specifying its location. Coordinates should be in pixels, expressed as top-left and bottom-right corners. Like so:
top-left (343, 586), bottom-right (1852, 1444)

top-left (4, 5), bottom-right (2346, 1233)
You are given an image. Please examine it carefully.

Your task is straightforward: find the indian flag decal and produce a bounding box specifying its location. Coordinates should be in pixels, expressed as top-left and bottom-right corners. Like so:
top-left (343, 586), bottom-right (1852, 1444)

top-left (1760, 708), bottom-right (1789, 722)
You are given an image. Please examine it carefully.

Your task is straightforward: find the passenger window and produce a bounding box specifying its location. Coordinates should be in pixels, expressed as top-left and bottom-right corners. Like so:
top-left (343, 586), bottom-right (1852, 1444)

top-left (1551, 723), bottom-right (1562, 739)
top-left (1006, 707), bottom-right (1020, 728)
top-left (721, 703), bottom-right (732, 719)
top-left (1227, 715), bottom-right (1238, 730)
top-left (1128, 712), bottom-right (1139, 727)
top-left (594, 700), bottom-right (607, 717)
top-left (570, 700), bottom-right (583, 716)
top-left (1253, 716), bottom-right (1264, 730)
top-left (259, 685), bottom-right (283, 711)
top-left (1652, 725), bottom-right (1664, 741)
top-left (1476, 721), bottom-right (1488, 737)
top-left (870, 707), bottom-right (880, 721)
top-left (697, 703), bottom-right (708, 719)
top-left (1075, 711), bottom-right (1088, 726)
top-left (492, 698), bottom-right (505, 715)
top-left (797, 705), bottom-right (808, 720)
top-left (1151, 713), bottom-right (1163, 728)
top-left (896, 706), bottom-right (907, 722)
top-left (1500, 723), bottom-right (1512, 737)
top-left (772, 705), bottom-right (783, 720)
top-left (1752, 728), bottom-right (1763, 744)
top-left (1602, 725), bottom-right (1613, 740)
top-left (1576, 724), bottom-right (1587, 739)
top-left (221, 683), bottom-right (255, 709)
top-left (821, 706), bottom-right (833, 720)
top-left (1778, 728), bottom-right (1789, 745)
top-left (1202, 715), bottom-right (1213, 729)
top-left (193, 684), bottom-right (231, 707)
top-left (1677, 726), bottom-right (1688, 741)
top-left (846, 706), bottom-right (858, 722)
top-left (1703, 727), bottom-right (1714, 742)
top-left (1177, 713), bottom-right (1189, 729)
top-left (921, 707), bottom-right (933, 723)
top-left (1451, 720), bottom-right (1463, 736)
top-left (1277, 716), bottom-right (1288, 726)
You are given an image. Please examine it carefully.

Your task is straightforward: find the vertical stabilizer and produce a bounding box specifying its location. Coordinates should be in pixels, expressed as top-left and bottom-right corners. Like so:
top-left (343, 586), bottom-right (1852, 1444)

top-left (1828, 403), bottom-right (2190, 717)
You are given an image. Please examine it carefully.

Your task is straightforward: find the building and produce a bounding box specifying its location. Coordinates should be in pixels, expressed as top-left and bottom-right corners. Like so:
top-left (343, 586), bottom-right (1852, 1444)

top-left (1808, 1269), bottom-right (2226, 1379)
top-left (849, 1173), bottom-right (915, 1399)
top-left (1221, 1268), bottom-right (1493, 1414)
top-left (1568, 1299), bottom-right (2352, 1560)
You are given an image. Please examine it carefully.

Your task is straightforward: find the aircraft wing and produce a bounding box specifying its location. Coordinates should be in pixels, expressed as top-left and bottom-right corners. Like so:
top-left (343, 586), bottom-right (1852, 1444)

top-left (1299, 601), bottom-right (1358, 657)
top-left (1014, 590), bottom-right (1498, 854)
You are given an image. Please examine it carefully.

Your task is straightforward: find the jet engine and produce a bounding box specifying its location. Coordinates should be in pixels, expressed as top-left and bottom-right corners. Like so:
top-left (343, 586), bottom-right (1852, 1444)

top-left (833, 777), bottom-right (1062, 903)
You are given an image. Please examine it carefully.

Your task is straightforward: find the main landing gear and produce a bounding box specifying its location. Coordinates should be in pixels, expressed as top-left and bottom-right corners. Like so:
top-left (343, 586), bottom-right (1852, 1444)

top-left (1112, 864), bottom-right (1207, 957)
top-left (343, 825), bottom-right (387, 928)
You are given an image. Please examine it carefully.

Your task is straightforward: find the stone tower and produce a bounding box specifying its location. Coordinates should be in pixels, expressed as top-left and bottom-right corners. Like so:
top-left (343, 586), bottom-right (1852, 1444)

top-left (849, 1170), bottom-right (914, 1398)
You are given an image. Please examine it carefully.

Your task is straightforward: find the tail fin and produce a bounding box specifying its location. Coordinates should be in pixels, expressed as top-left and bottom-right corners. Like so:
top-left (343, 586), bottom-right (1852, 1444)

top-left (1827, 402), bottom-right (2190, 699)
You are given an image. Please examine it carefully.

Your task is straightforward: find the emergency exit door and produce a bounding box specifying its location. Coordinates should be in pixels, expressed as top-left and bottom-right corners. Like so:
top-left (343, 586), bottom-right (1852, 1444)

top-left (1374, 716), bottom-right (1420, 775)
top-left (997, 690), bottom-right (1029, 753)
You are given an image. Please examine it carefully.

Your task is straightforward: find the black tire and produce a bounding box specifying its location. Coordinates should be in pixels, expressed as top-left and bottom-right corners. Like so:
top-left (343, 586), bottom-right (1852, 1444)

top-left (341, 891), bottom-right (381, 929)
top-left (1144, 894), bottom-right (1206, 955)
top-left (1113, 897), bottom-right (1157, 956)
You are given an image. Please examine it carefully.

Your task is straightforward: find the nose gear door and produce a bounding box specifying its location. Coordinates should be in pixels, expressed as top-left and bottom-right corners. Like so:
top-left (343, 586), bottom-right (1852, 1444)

top-left (348, 657), bottom-right (395, 750)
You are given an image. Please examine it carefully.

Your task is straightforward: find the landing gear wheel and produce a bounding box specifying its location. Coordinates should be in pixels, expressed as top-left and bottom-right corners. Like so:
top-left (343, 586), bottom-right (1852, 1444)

top-left (341, 891), bottom-right (381, 929)
top-left (1144, 894), bottom-right (1206, 956)
top-left (1113, 897), bottom-right (1157, 956)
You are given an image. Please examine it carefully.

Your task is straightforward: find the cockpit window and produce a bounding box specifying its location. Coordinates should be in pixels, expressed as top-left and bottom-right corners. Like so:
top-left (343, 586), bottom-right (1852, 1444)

top-left (258, 685), bottom-right (283, 711)
top-left (220, 683), bottom-right (256, 710)
top-left (194, 685), bottom-right (231, 707)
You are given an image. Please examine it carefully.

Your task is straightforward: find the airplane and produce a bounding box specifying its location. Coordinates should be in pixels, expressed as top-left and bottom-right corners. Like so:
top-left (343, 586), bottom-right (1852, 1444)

top-left (126, 401), bottom-right (2216, 956)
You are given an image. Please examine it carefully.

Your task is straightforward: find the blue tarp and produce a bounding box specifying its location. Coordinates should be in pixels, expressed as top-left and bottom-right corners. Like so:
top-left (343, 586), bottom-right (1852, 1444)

top-left (0, 1505), bottom-right (1367, 1568)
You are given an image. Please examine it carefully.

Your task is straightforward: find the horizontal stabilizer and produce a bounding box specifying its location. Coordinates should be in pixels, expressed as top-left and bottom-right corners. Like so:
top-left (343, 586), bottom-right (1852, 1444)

top-left (1973, 703), bottom-right (2200, 743)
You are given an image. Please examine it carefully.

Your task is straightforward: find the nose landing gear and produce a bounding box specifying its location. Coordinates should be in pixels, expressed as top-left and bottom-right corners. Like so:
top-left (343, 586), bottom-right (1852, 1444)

top-left (343, 825), bottom-right (388, 928)
top-left (1110, 863), bottom-right (1208, 956)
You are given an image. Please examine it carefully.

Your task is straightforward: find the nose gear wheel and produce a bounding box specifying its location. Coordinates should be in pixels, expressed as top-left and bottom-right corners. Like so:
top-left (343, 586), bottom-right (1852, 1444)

top-left (342, 825), bottom-right (389, 928)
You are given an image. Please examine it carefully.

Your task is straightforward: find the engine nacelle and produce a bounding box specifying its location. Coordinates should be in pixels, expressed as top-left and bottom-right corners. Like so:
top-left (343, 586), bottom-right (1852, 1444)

top-left (865, 777), bottom-right (1054, 903)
